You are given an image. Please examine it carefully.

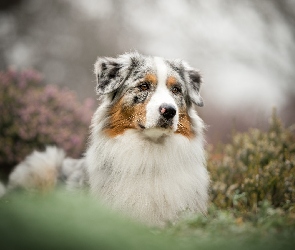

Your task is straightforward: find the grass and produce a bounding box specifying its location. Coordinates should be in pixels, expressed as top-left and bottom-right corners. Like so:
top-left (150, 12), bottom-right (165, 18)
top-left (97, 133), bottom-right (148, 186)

top-left (1, 189), bottom-right (294, 250)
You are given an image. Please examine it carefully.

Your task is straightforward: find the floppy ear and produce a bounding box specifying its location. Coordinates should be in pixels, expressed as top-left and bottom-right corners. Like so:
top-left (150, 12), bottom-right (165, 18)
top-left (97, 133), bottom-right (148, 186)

top-left (186, 69), bottom-right (204, 107)
top-left (94, 57), bottom-right (124, 95)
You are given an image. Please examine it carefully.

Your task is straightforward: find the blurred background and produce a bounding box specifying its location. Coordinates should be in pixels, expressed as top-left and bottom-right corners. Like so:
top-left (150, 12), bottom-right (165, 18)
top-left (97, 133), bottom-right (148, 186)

top-left (0, 0), bottom-right (294, 143)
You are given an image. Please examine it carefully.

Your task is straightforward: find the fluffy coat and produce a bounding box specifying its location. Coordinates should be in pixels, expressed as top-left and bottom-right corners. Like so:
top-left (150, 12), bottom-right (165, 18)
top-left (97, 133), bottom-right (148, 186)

top-left (7, 52), bottom-right (210, 227)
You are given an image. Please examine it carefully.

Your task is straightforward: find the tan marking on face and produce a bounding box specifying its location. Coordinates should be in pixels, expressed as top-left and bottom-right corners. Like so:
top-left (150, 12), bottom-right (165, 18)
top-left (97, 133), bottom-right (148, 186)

top-left (166, 76), bottom-right (177, 88)
top-left (142, 74), bottom-right (157, 86)
top-left (176, 109), bottom-right (195, 138)
top-left (104, 97), bottom-right (147, 137)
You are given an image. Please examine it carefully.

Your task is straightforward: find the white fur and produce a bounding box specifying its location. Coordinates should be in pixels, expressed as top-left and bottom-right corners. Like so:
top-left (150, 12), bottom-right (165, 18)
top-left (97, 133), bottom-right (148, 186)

top-left (8, 146), bottom-right (65, 191)
top-left (145, 57), bottom-right (178, 134)
top-left (86, 103), bottom-right (209, 227)
top-left (7, 146), bottom-right (88, 192)
top-left (62, 158), bottom-right (88, 190)
top-left (154, 57), bottom-right (167, 85)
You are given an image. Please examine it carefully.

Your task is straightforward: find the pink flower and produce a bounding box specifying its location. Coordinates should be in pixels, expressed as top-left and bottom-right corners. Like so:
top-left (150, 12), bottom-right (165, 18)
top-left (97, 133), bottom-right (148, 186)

top-left (0, 69), bottom-right (94, 168)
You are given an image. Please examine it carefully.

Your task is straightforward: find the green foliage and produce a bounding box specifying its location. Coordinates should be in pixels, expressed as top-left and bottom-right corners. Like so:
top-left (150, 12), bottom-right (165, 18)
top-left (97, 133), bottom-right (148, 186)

top-left (167, 202), bottom-right (295, 247)
top-left (0, 69), bottom-right (94, 171)
top-left (1, 191), bottom-right (294, 250)
top-left (208, 109), bottom-right (295, 212)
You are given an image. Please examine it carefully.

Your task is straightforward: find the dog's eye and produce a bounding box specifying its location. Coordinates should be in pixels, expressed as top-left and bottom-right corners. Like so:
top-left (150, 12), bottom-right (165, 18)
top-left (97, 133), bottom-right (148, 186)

top-left (171, 86), bottom-right (182, 94)
top-left (138, 82), bottom-right (150, 91)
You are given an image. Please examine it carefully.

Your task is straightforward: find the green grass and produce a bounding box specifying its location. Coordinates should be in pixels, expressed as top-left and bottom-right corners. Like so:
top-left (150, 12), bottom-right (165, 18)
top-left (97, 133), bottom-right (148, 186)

top-left (1, 190), bottom-right (294, 250)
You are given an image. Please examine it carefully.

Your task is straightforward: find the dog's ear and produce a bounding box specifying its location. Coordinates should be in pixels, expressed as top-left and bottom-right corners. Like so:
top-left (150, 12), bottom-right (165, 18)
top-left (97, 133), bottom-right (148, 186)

top-left (187, 69), bottom-right (204, 107)
top-left (94, 57), bottom-right (124, 95)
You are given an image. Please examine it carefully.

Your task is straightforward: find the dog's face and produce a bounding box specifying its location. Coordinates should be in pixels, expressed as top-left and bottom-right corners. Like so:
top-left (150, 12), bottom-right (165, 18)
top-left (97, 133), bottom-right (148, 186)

top-left (94, 52), bottom-right (203, 140)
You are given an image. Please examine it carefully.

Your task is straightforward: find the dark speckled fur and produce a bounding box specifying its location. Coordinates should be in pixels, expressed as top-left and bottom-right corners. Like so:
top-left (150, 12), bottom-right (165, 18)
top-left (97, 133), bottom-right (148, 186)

top-left (94, 52), bottom-right (204, 107)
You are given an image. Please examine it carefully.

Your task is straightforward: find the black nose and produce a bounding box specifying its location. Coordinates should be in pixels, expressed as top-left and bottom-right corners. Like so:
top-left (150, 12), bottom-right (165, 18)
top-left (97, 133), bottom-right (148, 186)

top-left (159, 104), bottom-right (176, 120)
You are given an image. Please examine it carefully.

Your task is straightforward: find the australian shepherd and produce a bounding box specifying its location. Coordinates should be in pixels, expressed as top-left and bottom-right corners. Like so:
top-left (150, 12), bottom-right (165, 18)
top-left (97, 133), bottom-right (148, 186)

top-left (7, 52), bottom-right (210, 227)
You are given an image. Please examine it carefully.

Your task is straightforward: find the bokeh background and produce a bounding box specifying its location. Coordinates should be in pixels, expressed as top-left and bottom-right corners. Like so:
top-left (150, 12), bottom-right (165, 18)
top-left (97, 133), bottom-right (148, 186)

top-left (1, 2), bottom-right (295, 247)
top-left (1, 0), bottom-right (295, 144)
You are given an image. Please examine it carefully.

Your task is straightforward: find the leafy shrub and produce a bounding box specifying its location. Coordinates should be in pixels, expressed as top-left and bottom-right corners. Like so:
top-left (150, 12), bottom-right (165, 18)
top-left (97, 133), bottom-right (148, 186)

top-left (208, 110), bottom-right (295, 212)
top-left (0, 69), bottom-right (94, 173)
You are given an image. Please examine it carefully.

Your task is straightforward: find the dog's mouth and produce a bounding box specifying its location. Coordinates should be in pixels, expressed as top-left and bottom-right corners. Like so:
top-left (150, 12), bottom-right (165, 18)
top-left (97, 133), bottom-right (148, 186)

top-left (137, 120), bottom-right (175, 141)
top-left (157, 117), bottom-right (174, 129)
top-left (138, 123), bottom-right (146, 129)
top-left (137, 119), bottom-right (173, 131)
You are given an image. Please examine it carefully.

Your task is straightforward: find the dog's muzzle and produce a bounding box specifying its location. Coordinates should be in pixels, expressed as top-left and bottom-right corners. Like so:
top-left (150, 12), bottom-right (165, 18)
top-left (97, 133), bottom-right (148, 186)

top-left (157, 103), bottom-right (177, 129)
top-left (159, 104), bottom-right (176, 120)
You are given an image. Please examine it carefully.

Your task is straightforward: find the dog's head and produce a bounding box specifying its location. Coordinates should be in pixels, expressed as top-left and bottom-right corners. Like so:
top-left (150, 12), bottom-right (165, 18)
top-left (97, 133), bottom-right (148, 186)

top-left (94, 52), bottom-right (203, 140)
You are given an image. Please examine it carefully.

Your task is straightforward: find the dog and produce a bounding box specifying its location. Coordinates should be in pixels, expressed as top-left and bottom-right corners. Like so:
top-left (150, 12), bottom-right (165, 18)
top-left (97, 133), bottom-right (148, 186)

top-left (7, 52), bottom-right (210, 227)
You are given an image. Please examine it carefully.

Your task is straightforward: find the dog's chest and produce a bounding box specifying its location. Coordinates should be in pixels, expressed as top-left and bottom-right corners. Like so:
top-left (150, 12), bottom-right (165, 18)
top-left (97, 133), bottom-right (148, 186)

top-left (90, 157), bottom-right (199, 226)
top-left (86, 131), bottom-right (208, 226)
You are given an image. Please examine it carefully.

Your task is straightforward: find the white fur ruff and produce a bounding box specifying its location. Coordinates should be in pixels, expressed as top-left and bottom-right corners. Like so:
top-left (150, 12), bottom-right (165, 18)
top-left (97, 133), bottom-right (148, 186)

top-left (86, 104), bottom-right (209, 226)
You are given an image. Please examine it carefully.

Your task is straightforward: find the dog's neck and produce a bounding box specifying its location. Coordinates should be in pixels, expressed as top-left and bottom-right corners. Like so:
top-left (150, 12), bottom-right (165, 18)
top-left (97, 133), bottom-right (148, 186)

top-left (85, 128), bottom-right (208, 226)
